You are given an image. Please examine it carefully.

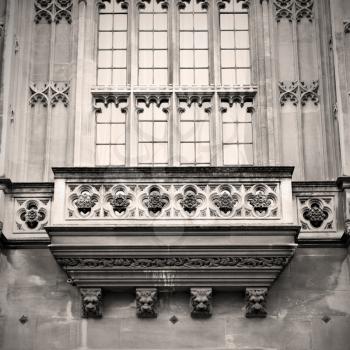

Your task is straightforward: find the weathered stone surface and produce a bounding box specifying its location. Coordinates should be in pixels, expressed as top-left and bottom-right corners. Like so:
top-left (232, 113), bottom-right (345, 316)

top-left (0, 248), bottom-right (350, 349)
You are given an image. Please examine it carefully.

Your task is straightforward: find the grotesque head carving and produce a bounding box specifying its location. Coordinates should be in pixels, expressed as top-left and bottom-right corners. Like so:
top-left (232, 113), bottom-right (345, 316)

top-left (81, 288), bottom-right (102, 318)
top-left (136, 288), bottom-right (158, 318)
top-left (245, 288), bottom-right (267, 318)
top-left (190, 288), bottom-right (212, 317)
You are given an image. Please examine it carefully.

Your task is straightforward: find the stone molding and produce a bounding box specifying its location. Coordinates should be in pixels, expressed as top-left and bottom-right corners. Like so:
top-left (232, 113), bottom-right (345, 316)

top-left (34, 0), bottom-right (72, 24)
top-left (136, 288), bottom-right (158, 318)
top-left (190, 288), bottom-right (212, 317)
top-left (279, 81), bottom-right (319, 106)
top-left (344, 21), bottom-right (350, 34)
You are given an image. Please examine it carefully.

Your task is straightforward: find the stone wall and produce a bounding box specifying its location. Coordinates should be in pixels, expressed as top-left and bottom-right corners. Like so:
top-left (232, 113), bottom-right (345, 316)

top-left (0, 247), bottom-right (349, 350)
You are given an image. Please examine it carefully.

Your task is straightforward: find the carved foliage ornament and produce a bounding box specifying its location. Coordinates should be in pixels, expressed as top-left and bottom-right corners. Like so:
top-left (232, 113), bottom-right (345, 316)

top-left (29, 81), bottom-right (69, 107)
top-left (136, 288), bottom-right (158, 318)
top-left (81, 288), bottom-right (102, 318)
top-left (190, 288), bottom-right (212, 317)
top-left (245, 184), bottom-right (278, 218)
top-left (279, 80), bottom-right (319, 106)
top-left (245, 288), bottom-right (267, 318)
top-left (34, 0), bottom-right (72, 24)
top-left (57, 256), bottom-right (290, 269)
top-left (274, 0), bottom-right (313, 22)
top-left (178, 186), bottom-right (204, 215)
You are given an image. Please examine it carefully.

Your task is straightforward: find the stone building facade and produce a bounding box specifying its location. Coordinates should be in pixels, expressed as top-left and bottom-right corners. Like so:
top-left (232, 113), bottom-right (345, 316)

top-left (0, 0), bottom-right (350, 349)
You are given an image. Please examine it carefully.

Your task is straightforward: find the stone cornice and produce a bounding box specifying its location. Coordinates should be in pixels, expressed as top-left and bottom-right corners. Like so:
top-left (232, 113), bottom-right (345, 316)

top-left (51, 166), bottom-right (295, 179)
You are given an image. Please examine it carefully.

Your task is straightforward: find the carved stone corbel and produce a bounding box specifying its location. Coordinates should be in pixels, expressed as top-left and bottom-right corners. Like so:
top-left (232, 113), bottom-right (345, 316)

top-left (190, 288), bottom-right (212, 317)
top-left (81, 288), bottom-right (102, 318)
top-left (245, 288), bottom-right (267, 318)
top-left (136, 288), bottom-right (158, 318)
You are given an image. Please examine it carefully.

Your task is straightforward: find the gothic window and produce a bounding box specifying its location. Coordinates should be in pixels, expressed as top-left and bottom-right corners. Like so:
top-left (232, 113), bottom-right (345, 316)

top-left (95, 0), bottom-right (254, 166)
top-left (138, 1), bottom-right (168, 85)
top-left (219, 1), bottom-right (250, 84)
top-left (95, 100), bottom-right (128, 166)
top-left (220, 100), bottom-right (253, 165)
top-left (179, 1), bottom-right (209, 85)
top-left (97, 1), bottom-right (128, 85)
top-left (179, 99), bottom-right (211, 165)
top-left (137, 99), bottom-right (169, 165)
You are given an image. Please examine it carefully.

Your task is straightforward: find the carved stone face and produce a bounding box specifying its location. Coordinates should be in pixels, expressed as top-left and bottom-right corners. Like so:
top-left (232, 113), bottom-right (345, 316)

top-left (136, 289), bottom-right (158, 318)
top-left (190, 288), bottom-right (212, 317)
top-left (81, 288), bottom-right (102, 318)
top-left (83, 295), bottom-right (99, 314)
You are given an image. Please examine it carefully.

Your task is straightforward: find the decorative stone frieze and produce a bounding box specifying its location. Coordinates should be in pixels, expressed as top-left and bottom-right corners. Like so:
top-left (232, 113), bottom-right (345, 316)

top-left (279, 81), bottom-right (319, 106)
top-left (29, 82), bottom-right (69, 107)
top-left (190, 288), bottom-right (212, 317)
top-left (136, 288), bottom-right (158, 318)
top-left (65, 182), bottom-right (280, 220)
top-left (15, 199), bottom-right (49, 232)
top-left (298, 197), bottom-right (334, 231)
top-left (274, 0), bottom-right (313, 22)
top-left (344, 21), bottom-right (350, 34)
top-left (245, 288), bottom-right (267, 318)
top-left (81, 288), bottom-right (102, 318)
top-left (34, 0), bottom-right (72, 24)
top-left (57, 256), bottom-right (291, 269)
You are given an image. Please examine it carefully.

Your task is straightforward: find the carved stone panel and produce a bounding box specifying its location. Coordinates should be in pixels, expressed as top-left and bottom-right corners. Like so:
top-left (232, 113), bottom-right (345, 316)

top-left (190, 288), bottom-right (212, 317)
top-left (245, 288), bottom-right (267, 318)
top-left (15, 198), bottom-right (50, 232)
top-left (81, 288), bottom-right (102, 318)
top-left (65, 182), bottom-right (281, 221)
top-left (34, 0), bottom-right (72, 24)
top-left (136, 288), bottom-right (158, 318)
top-left (297, 197), bottom-right (335, 232)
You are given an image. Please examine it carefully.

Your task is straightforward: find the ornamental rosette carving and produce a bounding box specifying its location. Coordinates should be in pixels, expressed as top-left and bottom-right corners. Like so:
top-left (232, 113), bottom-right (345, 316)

top-left (136, 288), bottom-right (158, 318)
top-left (104, 185), bottom-right (134, 217)
top-left (57, 256), bottom-right (290, 269)
top-left (210, 185), bottom-right (241, 217)
top-left (190, 288), bottom-right (212, 317)
top-left (68, 185), bottom-right (101, 218)
top-left (298, 197), bottom-right (334, 231)
top-left (245, 288), bottom-right (267, 318)
top-left (245, 184), bottom-right (278, 218)
top-left (176, 186), bottom-right (205, 216)
top-left (16, 199), bottom-right (49, 231)
top-left (81, 288), bottom-right (102, 318)
top-left (142, 186), bottom-right (170, 216)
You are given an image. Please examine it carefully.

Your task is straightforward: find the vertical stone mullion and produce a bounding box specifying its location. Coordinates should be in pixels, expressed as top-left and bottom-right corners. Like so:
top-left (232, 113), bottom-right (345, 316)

top-left (73, 0), bottom-right (87, 165)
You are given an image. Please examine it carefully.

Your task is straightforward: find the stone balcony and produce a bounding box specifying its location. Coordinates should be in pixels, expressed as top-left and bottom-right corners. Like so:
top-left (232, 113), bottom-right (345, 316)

top-left (46, 166), bottom-right (299, 295)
